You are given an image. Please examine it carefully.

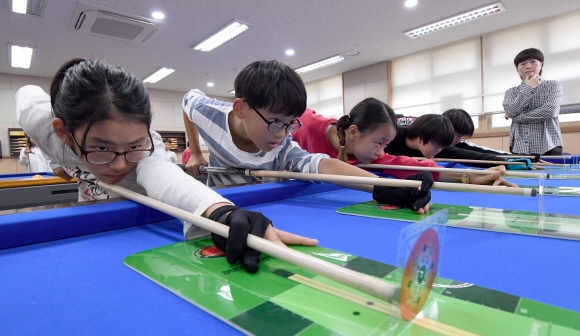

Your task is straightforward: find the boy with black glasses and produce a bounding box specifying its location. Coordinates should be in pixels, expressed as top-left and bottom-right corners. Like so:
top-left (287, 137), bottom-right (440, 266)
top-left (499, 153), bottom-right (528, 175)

top-left (182, 60), bottom-right (433, 213)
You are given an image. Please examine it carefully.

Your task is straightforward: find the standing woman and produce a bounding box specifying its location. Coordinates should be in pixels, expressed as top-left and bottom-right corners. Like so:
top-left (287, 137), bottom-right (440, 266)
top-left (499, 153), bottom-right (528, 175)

top-left (18, 137), bottom-right (51, 173)
top-left (503, 48), bottom-right (563, 155)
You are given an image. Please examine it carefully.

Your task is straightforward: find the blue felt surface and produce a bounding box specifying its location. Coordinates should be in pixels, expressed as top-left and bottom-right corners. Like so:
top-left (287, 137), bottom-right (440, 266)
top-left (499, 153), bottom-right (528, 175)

top-left (1, 180), bottom-right (579, 336)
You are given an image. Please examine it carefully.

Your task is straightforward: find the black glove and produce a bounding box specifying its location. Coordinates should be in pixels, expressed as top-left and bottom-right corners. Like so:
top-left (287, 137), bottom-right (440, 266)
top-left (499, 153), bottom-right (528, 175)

top-left (208, 205), bottom-right (271, 273)
top-left (372, 172), bottom-right (433, 211)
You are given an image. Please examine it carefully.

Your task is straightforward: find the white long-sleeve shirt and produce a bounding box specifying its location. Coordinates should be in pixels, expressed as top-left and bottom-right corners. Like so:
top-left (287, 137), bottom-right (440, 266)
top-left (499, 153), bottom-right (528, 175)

top-left (18, 146), bottom-right (51, 173)
top-left (16, 85), bottom-right (230, 236)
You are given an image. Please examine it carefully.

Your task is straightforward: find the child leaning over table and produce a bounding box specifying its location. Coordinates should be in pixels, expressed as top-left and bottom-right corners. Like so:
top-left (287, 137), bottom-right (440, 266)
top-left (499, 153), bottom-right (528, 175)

top-left (182, 60), bottom-right (433, 214)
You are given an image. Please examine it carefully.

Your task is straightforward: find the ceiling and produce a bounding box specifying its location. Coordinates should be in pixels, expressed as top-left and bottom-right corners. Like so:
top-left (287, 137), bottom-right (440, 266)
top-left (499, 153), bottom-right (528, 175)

top-left (2, 0), bottom-right (580, 97)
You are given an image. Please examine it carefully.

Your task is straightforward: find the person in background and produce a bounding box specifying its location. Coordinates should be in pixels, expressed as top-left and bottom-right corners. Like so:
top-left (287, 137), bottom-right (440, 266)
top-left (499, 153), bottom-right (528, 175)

top-left (292, 99), bottom-right (515, 187)
top-left (443, 109), bottom-right (511, 155)
top-left (163, 138), bottom-right (178, 164)
top-left (182, 141), bottom-right (191, 164)
top-left (503, 48), bottom-right (563, 156)
top-left (18, 137), bottom-right (51, 173)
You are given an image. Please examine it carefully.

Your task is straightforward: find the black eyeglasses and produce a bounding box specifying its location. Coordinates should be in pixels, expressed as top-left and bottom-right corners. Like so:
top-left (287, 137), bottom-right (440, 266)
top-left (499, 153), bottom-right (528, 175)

top-left (246, 102), bottom-right (302, 133)
top-left (70, 131), bottom-right (155, 164)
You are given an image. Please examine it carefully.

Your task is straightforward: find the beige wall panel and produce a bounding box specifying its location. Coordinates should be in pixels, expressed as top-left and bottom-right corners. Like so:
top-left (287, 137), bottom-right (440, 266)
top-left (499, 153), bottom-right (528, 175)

top-left (147, 88), bottom-right (187, 103)
top-left (10, 75), bottom-right (50, 92)
top-left (562, 132), bottom-right (580, 154)
top-left (150, 101), bottom-right (176, 128)
top-left (343, 85), bottom-right (365, 115)
top-left (502, 136), bottom-right (511, 152)
top-left (0, 157), bottom-right (19, 174)
top-left (468, 137), bottom-right (504, 152)
top-left (343, 62), bottom-right (388, 88)
top-left (0, 73), bottom-right (11, 89)
top-left (364, 79), bottom-right (389, 104)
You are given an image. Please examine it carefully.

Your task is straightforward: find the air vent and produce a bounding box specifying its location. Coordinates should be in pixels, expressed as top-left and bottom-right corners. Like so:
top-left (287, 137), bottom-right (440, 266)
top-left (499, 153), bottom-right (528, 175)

top-left (67, 2), bottom-right (167, 45)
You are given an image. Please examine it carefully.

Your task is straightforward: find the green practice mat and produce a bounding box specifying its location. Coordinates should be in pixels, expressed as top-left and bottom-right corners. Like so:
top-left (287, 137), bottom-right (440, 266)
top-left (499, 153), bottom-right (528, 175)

top-left (337, 202), bottom-right (580, 241)
top-left (520, 185), bottom-right (580, 196)
top-left (124, 236), bottom-right (580, 336)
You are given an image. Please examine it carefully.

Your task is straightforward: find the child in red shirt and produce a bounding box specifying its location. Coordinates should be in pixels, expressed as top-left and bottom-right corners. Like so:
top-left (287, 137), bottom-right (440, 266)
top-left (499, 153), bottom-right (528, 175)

top-left (292, 98), bottom-right (514, 186)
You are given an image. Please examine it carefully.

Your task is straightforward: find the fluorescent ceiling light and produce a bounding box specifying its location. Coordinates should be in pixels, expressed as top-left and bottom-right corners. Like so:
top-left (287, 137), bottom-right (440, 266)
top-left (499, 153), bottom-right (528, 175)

top-left (295, 56), bottom-right (345, 74)
top-left (151, 11), bottom-right (165, 20)
top-left (143, 67), bottom-right (175, 83)
top-left (11, 0), bottom-right (44, 16)
top-left (11, 45), bottom-right (33, 68)
top-left (193, 21), bottom-right (251, 52)
top-left (12, 0), bottom-right (27, 14)
top-left (404, 2), bottom-right (505, 39)
top-left (404, 0), bottom-right (418, 8)
top-left (285, 49), bottom-right (295, 56)
top-left (207, 82), bottom-right (214, 87)
top-left (229, 90), bottom-right (235, 94)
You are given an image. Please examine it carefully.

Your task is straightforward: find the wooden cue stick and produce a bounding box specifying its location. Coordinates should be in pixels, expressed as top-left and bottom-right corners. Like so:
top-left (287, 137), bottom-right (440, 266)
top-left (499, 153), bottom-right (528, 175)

top-left (96, 181), bottom-right (399, 304)
top-left (355, 164), bottom-right (544, 178)
top-left (201, 167), bottom-right (535, 197)
top-left (0, 177), bottom-right (77, 189)
top-left (412, 157), bottom-right (570, 167)
top-left (286, 273), bottom-right (478, 336)
top-left (497, 155), bottom-right (572, 160)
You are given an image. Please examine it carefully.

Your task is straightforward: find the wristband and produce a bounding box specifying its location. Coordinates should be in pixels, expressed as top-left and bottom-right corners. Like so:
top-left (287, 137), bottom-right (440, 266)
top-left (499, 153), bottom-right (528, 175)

top-left (461, 173), bottom-right (470, 184)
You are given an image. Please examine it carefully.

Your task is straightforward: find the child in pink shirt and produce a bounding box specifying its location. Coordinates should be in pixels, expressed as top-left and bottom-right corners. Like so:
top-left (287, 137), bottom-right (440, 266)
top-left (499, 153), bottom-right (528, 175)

top-left (292, 98), bottom-right (513, 186)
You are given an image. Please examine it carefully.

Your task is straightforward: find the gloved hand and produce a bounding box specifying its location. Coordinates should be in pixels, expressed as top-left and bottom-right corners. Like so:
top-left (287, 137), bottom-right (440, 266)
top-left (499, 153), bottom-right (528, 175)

top-left (372, 172), bottom-right (433, 211)
top-left (531, 154), bottom-right (541, 163)
top-left (208, 205), bottom-right (271, 273)
top-left (507, 158), bottom-right (533, 170)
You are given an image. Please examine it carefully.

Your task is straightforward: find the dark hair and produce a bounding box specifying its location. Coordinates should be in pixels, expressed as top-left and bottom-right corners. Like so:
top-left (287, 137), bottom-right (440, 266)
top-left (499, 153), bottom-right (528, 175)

top-left (442, 109), bottom-right (474, 137)
top-left (514, 48), bottom-right (544, 76)
top-left (163, 138), bottom-right (170, 144)
top-left (335, 98), bottom-right (397, 162)
top-left (50, 58), bottom-right (151, 150)
top-left (406, 114), bottom-right (454, 147)
top-left (234, 60), bottom-right (306, 117)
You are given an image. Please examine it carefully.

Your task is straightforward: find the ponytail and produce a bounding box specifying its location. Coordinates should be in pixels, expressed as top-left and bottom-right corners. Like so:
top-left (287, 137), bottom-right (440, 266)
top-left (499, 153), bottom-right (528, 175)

top-left (335, 114), bottom-right (351, 162)
top-left (335, 98), bottom-right (397, 162)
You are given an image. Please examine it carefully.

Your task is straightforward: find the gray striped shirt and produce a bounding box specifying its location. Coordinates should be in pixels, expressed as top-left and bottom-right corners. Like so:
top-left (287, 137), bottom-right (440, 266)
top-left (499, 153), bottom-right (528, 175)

top-left (183, 89), bottom-right (329, 187)
top-left (503, 77), bottom-right (563, 154)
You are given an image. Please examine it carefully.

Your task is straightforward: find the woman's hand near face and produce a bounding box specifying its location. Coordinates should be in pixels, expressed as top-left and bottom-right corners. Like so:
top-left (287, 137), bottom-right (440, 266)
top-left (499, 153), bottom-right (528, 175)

top-left (524, 75), bottom-right (540, 88)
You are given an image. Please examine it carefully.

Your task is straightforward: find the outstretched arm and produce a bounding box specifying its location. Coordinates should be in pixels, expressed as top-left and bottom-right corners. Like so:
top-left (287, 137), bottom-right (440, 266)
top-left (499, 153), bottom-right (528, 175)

top-left (183, 110), bottom-right (208, 175)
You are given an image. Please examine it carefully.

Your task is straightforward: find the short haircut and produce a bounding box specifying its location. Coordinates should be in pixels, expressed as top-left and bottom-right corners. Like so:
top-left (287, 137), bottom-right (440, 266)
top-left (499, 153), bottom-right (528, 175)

top-left (442, 109), bottom-right (474, 137)
top-left (514, 48), bottom-right (544, 76)
top-left (234, 60), bottom-right (306, 117)
top-left (163, 138), bottom-right (170, 143)
top-left (406, 114), bottom-right (454, 147)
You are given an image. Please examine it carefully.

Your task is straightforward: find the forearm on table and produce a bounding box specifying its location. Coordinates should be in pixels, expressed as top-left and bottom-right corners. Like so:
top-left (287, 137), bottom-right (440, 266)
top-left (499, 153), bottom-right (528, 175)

top-left (317, 158), bottom-right (376, 193)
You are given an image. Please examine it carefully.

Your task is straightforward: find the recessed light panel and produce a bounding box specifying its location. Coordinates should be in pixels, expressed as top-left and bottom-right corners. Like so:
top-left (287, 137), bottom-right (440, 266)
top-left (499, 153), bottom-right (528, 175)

top-left (404, 2), bottom-right (505, 39)
top-left (10, 0), bottom-right (45, 17)
top-left (11, 45), bottom-right (33, 68)
top-left (143, 68), bottom-right (175, 83)
top-left (295, 56), bottom-right (345, 74)
top-left (193, 21), bottom-right (251, 52)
